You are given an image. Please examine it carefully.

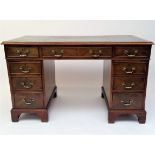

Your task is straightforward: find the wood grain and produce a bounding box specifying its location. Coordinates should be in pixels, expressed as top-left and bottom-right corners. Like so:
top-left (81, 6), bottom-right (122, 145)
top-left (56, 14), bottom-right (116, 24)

top-left (2, 35), bottom-right (153, 123)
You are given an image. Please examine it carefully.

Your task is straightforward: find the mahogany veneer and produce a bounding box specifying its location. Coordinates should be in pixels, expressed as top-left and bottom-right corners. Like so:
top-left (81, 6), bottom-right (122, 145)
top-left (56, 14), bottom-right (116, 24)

top-left (2, 35), bottom-right (153, 123)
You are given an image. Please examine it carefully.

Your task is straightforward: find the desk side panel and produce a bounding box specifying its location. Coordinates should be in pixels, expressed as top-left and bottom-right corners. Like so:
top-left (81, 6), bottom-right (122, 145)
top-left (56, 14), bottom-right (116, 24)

top-left (43, 60), bottom-right (56, 107)
top-left (103, 60), bottom-right (112, 108)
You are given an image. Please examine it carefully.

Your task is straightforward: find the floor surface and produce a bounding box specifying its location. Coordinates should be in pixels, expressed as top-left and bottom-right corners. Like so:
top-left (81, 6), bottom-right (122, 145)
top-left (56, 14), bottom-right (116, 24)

top-left (0, 85), bottom-right (155, 135)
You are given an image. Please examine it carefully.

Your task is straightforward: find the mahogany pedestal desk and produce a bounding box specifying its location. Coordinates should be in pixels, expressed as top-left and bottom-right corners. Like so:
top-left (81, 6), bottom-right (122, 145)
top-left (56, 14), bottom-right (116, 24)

top-left (2, 35), bottom-right (153, 123)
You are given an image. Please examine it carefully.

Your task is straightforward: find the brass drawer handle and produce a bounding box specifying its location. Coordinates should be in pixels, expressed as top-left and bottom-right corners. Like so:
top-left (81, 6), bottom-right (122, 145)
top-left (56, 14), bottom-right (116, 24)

top-left (121, 82), bottom-right (135, 89)
top-left (19, 65), bottom-right (32, 73)
top-left (122, 67), bottom-right (136, 74)
top-left (16, 49), bottom-right (30, 57)
top-left (20, 80), bottom-right (34, 89)
top-left (23, 97), bottom-right (35, 105)
top-left (54, 54), bottom-right (63, 57)
top-left (89, 49), bottom-right (102, 58)
top-left (121, 99), bottom-right (134, 106)
top-left (91, 54), bottom-right (100, 58)
top-left (124, 50), bottom-right (138, 57)
top-left (51, 49), bottom-right (64, 57)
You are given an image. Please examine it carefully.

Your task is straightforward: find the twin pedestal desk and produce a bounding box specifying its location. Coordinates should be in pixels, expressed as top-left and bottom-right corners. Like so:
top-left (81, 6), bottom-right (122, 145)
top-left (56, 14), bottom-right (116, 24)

top-left (2, 35), bottom-right (153, 123)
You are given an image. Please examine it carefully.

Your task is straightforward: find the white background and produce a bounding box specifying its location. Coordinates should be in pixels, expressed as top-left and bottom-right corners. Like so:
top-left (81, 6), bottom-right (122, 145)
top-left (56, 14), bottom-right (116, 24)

top-left (0, 0), bottom-right (155, 154)
top-left (0, 20), bottom-right (155, 134)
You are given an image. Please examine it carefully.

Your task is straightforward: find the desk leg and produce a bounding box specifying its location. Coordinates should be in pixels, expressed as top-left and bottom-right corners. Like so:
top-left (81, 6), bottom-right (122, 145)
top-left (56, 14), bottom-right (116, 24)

top-left (11, 109), bottom-right (48, 122)
top-left (101, 89), bottom-right (104, 98)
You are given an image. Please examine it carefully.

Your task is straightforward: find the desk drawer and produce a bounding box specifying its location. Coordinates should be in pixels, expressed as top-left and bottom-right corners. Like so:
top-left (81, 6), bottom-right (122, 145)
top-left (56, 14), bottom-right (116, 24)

top-left (113, 62), bottom-right (148, 75)
top-left (78, 47), bottom-right (112, 58)
top-left (42, 47), bottom-right (77, 58)
top-left (9, 62), bottom-right (41, 75)
top-left (12, 77), bottom-right (42, 90)
top-left (114, 46), bottom-right (150, 59)
top-left (113, 77), bottom-right (146, 91)
top-left (5, 46), bottom-right (39, 58)
top-left (112, 93), bottom-right (144, 109)
top-left (14, 92), bottom-right (43, 108)
top-left (41, 46), bottom-right (112, 58)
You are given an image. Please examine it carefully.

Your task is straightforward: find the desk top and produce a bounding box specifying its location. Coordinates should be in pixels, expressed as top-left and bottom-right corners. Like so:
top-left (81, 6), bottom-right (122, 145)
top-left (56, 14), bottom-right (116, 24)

top-left (2, 35), bottom-right (153, 45)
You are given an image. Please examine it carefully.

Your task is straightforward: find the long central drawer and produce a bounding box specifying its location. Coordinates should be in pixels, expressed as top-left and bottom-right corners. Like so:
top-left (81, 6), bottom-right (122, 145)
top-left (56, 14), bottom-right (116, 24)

top-left (41, 46), bottom-right (112, 58)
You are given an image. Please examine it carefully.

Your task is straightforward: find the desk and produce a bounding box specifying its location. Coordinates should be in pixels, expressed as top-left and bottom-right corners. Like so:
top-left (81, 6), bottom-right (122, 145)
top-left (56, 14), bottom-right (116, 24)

top-left (2, 35), bottom-right (153, 123)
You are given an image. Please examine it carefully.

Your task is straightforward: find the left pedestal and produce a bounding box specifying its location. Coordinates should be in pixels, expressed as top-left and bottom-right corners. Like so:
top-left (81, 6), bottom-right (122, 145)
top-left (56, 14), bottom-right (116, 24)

top-left (4, 46), bottom-right (56, 122)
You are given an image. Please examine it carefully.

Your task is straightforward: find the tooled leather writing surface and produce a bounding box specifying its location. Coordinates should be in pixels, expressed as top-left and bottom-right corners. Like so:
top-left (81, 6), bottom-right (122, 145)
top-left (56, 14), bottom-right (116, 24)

top-left (2, 35), bottom-right (153, 45)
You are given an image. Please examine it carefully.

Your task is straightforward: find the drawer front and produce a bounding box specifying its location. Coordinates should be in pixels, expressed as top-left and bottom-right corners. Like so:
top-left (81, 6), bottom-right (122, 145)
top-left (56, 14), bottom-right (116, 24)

top-left (42, 47), bottom-right (77, 58)
top-left (78, 47), bottom-right (112, 58)
top-left (113, 62), bottom-right (148, 75)
top-left (5, 46), bottom-right (39, 58)
top-left (12, 77), bottom-right (42, 90)
top-left (41, 46), bottom-right (112, 58)
top-left (14, 93), bottom-right (43, 108)
top-left (9, 62), bottom-right (41, 74)
top-left (114, 46), bottom-right (150, 59)
top-left (112, 93), bottom-right (144, 109)
top-left (113, 77), bottom-right (146, 91)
